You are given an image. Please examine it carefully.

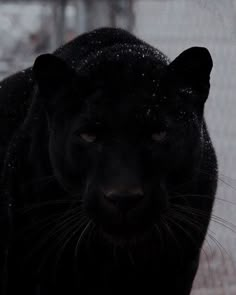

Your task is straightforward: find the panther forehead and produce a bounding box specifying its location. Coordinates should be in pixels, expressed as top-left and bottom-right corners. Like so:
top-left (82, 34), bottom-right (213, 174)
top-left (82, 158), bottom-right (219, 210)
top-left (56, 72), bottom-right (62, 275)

top-left (77, 43), bottom-right (170, 75)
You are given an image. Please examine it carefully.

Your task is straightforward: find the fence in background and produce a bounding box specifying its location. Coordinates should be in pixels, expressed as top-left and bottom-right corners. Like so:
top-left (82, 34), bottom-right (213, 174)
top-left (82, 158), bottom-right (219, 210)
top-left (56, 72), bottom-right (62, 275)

top-left (0, 0), bottom-right (235, 78)
top-left (0, 0), bottom-right (136, 78)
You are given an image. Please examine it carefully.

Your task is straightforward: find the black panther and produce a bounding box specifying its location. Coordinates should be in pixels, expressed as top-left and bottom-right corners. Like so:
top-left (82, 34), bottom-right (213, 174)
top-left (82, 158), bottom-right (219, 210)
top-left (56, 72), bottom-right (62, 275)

top-left (0, 28), bottom-right (217, 294)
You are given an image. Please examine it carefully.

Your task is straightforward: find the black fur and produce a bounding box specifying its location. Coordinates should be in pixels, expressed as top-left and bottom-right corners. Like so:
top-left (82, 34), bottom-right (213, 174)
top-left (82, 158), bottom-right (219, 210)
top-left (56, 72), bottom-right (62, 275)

top-left (0, 28), bottom-right (217, 295)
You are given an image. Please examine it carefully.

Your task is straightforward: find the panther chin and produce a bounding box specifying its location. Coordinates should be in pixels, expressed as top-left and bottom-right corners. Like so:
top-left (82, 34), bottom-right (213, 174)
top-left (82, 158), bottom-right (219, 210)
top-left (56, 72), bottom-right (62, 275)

top-left (97, 220), bottom-right (155, 247)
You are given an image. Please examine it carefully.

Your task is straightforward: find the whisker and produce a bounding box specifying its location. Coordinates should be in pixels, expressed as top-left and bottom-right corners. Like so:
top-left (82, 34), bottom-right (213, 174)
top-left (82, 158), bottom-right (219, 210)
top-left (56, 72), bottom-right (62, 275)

top-left (74, 220), bottom-right (93, 260)
top-left (170, 193), bottom-right (236, 206)
top-left (39, 215), bottom-right (85, 274)
top-left (168, 206), bottom-right (233, 262)
top-left (169, 208), bottom-right (205, 232)
top-left (207, 232), bottom-right (231, 260)
top-left (82, 222), bottom-right (95, 258)
top-left (160, 216), bottom-right (182, 253)
top-left (166, 211), bottom-right (216, 268)
top-left (22, 206), bottom-right (83, 264)
top-left (197, 168), bottom-right (236, 191)
top-left (15, 204), bottom-right (84, 245)
top-left (168, 208), bottom-right (217, 247)
top-left (170, 208), bottom-right (216, 267)
top-left (165, 212), bottom-right (199, 246)
top-left (172, 204), bottom-right (236, 233)
top-left (49, 217), bottom-right (90, 281)
top-left (73, 219), bottom-right (94, 277)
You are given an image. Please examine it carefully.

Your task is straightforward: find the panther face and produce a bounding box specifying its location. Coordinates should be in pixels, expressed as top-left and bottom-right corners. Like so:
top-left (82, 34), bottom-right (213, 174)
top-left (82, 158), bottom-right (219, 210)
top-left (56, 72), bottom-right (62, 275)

top-left (33, 47), bottom-right (212, 243)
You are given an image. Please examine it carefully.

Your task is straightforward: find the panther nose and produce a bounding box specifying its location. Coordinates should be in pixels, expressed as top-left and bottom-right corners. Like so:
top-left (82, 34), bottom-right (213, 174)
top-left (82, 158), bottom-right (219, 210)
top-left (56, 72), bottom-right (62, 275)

top-left (104, 189), bottom-right (144, 212)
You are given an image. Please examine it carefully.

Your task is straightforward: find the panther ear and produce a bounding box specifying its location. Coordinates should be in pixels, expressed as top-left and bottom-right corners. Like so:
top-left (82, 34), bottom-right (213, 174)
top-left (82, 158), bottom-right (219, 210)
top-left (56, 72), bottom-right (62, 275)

top-left (33, 54), bottom-right (75, 97)
top-left (167, 47), bottom-right (213, 103)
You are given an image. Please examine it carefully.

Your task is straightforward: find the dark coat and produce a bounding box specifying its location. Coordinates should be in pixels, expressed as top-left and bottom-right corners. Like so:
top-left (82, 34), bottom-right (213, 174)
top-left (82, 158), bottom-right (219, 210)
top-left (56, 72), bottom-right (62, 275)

top-left (0, 28), bottom-right (217, 295)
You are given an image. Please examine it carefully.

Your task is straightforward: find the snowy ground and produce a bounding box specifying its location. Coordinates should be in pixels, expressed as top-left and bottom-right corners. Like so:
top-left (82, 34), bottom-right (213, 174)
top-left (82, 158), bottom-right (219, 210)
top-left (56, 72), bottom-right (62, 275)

top-left (0, 0), bottom-right (236, 293)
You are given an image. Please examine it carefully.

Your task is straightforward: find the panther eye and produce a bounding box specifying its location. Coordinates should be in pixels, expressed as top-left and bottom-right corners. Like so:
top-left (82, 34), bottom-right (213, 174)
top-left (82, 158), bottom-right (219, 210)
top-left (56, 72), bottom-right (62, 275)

top-left (79, 133), bottom-right (97, 143)
top-left (152, 131), bottom-right (167, 142)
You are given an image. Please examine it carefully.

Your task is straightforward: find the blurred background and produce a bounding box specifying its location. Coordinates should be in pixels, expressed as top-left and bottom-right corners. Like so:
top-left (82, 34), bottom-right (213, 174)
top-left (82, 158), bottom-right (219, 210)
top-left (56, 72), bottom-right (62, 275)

top-left (0, 0), bottom-right (236, 294)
